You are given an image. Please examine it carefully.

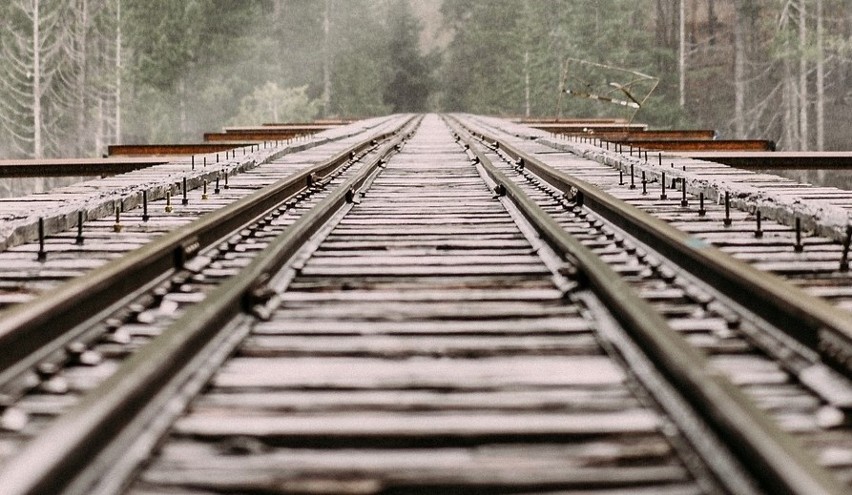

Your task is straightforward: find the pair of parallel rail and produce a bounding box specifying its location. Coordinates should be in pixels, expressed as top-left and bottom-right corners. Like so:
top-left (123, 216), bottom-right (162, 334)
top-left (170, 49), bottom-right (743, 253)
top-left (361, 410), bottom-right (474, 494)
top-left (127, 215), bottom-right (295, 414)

top-left (0, 114), bottom-right (849, 494)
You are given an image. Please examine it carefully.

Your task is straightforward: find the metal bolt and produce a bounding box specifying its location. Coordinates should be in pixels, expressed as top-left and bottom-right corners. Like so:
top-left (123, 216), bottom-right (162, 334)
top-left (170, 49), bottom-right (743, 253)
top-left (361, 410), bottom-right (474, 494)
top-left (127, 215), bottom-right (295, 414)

top-left (644, 150), bottom-right (648, 162)
top-left (203, 156), bottom-right (207, 168)
top-left (37, 217), bottom-right (46, 261)
top-left (680, 181), bottom-right (688, 207)
top-left (182, 177), bottom-right (189, 206)
top-left (794, 218), bottom-right (804, 252)
top-left (629, 164), bottom-right (636, 189)
top-left (216, 153), bottom-right (219, 163)
top-left (142, 190), bottom-right (150, 221)
top-left (723, 192), bottom-right (732, 226)
top-left (658, 153), bottom-right (662, 165)
top-left (113, 206), bottom-right (123, 232)
top-left (191, 155), bottom-right (195, 170)
top-left (75, 211), bottom-right (84, 244)
top-left (224, 171), bottom-right (229, 189)
top-left (840, 226), bottom-right (851, 272)
top-left (202, 180), bottom-right (209, 200)
top-left (619, 169), bottom-right (624, 185)
top-left (699, 193), bottom-right (706, 216)
top-left (214, 176), bottom-right (220, 194)
top-left (660, 172), bottom-right (667, 199)
top-left (165, 191), bottom-right (173, 213)
top-left (755, 211), bottom-right (763, 238)
top-left (641, 172), bottom-right (647, 195)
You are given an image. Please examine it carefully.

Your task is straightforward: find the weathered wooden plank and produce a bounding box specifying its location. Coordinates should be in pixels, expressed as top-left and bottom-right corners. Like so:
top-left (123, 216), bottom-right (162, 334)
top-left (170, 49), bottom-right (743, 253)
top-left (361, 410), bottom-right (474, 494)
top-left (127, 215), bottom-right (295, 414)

top-left (213, 356), bottom-right (625, 389)
top-left (275, 300), bottom-right (576, 320)
top-left (194, 388), bottom-right (638, 414)
top-left (138, 443), bottom-right (688, 493)
top-left (239, 334), bottom-right (600, 358)
top-left (252, 317), bottom-right (592, 335)
top-left (173, 410), bottom-right (660, 440)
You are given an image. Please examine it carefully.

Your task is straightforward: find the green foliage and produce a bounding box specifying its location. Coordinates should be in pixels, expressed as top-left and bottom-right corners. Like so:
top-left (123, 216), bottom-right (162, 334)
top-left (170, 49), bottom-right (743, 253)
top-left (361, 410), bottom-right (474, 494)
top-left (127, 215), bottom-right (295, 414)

top-left (438, 0), bottom-right (689, 127)
top-left (383, 0), bottom-right (432, 112)
top-left (234, 83), bottom-right (319, 124)
top-left (3, 0), bottom-right (847, 154)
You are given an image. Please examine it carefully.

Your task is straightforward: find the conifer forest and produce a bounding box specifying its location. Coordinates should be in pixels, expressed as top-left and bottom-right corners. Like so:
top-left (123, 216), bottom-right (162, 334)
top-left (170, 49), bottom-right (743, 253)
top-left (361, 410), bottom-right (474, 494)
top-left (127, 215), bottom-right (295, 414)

top-left (0, 0), bottom-right (849, 165)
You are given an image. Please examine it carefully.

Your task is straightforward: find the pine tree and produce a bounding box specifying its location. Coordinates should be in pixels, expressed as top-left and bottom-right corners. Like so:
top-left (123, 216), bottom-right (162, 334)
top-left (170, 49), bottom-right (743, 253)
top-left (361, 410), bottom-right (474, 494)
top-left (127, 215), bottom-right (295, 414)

top-left (383, 0), bottom-right (432, 112)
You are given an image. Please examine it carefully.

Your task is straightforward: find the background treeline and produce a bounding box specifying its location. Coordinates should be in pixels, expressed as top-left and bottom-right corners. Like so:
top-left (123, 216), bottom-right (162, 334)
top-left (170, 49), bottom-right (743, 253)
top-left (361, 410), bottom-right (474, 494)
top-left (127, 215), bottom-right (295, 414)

top-left (0, 0), bottom-right (849, 162)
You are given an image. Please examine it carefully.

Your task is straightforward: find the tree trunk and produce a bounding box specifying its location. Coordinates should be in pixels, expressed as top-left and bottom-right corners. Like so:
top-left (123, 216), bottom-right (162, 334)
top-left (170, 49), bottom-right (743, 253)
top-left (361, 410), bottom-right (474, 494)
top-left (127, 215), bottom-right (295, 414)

top-left (815, 0), bottom-right (824, 150)
top-left (115, 0), bottom-right (122, 145)
top-left (678, 0), bottom-right (685, 107)
top-left (524, 50), bottom-right (530, 117)
top-left (733, 0), bottom-right (746, 137)
top-left (33, 0), bottom-right (42, 158)
top-left (179, 77), bottom-right (187, 139)
top-left (783, 59), bottom-right (798, 149)
top-left (707, 0), bottom-right (717, 44)
top-left (96, 97), bottom-right (104, 155)
top-left (798, 0), bottom-right (808, 150)
top-left (322, 0), bottom-right (332, 117)
top-left (76, 0), bottom-right (89, 155)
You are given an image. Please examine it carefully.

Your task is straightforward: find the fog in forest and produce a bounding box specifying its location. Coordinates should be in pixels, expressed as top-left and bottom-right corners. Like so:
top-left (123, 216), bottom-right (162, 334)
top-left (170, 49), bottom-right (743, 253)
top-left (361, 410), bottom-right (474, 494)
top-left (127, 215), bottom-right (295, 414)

top-left (0, 0), bottom-right (850, 196)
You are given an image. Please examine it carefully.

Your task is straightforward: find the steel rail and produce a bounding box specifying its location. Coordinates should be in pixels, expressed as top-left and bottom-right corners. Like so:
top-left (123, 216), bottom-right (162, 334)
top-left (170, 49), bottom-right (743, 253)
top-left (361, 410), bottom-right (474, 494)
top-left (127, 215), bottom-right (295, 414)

top-left (0, 118), bottom-right (417, 495)
top-left (444, 117), bottom-right (847, 495)
top-left (0, 122), bottom-right (406, 390)
top-left (457, 117), bottom-right (852, 377)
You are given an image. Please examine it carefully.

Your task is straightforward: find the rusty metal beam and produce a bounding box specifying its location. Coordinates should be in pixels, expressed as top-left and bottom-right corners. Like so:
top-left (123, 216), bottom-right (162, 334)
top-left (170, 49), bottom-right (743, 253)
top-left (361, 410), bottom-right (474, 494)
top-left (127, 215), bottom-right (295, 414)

top-left (513, 117), bottom-right (628, 124)
top-left (261, 120), bottom-right (350, 126)
top-left (532, 123), bottom-right (649, 133)
top-left (0, 158), bottom-right (169, 177)
top-left (560, 129), bottom-right (717, 140)
top-left (204, 131), bottom-right (307, 142)
top-left (614, 139), bottom-right (775, 152)
top-left (107, 143), bottom-right (248, 156)
top-left (671, 151), bottom-right (852, 169)
top-left (224, 124), bottom-right (333, 133)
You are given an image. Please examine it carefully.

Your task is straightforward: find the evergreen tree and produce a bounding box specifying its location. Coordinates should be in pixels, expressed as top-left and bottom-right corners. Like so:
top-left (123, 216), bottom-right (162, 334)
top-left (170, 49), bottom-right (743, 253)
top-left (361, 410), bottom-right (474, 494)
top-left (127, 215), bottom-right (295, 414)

top-left (383, 0), bottom-right (431, 112)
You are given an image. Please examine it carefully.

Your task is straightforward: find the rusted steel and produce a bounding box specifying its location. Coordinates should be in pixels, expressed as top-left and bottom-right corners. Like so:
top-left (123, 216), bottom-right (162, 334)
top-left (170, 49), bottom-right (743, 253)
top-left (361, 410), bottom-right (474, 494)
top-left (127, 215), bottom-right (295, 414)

top-left (612, 139), bottom-right (775, 151)
top-left (107, 143), bottom-right (248, 156)
top-left (532, 123), bottom-right (648, 133)
top-left (513, 117), bottom-right (628, 124)
top-left (560, 129), bottom-right (717, 140)
top-left (204, 130), bottom-right (310, 142)
top-left (671, 151), bottom-right (852, 169)
top-left (224, 124), bottom-right (335, 132)
top-left (0, 158), bottom-right (168, 177)
top-left (261, 120), bottom-right (350, 126)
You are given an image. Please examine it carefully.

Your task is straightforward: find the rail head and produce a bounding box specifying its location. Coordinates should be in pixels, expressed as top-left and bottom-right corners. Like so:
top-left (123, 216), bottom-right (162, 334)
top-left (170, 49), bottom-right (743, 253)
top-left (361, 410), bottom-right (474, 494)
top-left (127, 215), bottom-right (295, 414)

top-left (458, 118), bottom-right (852, 377)
top-left (0, 116), bottom-right (420, 495)
top-left (446, 115), bottom-right (848, 495)
top-left (0, 122), bottom-right (407, 391)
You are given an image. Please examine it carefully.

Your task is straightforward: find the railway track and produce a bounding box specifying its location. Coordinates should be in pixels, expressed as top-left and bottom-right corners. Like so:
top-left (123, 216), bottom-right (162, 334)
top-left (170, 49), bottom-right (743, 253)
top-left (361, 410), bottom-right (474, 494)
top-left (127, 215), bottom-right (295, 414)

top-left (0, 116), bottom-right (413, 473)
top-left (451, 114), bottom-right (852, 481)
top-left (0, 114), bottom-right (850, 494)
top-left (0, 116), bottom-right (407, 310)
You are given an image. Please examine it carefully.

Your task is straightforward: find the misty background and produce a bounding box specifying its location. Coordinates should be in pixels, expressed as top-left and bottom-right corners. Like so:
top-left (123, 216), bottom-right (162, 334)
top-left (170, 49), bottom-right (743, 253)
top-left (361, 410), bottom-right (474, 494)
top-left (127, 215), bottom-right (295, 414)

top-left (0, 0), bottom-right (849, 195)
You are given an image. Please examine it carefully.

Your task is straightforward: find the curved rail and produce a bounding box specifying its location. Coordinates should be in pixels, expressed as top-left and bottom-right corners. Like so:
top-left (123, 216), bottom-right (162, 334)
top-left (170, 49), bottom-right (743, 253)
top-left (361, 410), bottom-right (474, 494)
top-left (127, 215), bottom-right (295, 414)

top-left (0, 120), bottom-right (408, 392)
top-left (446, 116), bottom-right (846, 495)
top-left (0, 117), bottom-right (418, 495)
